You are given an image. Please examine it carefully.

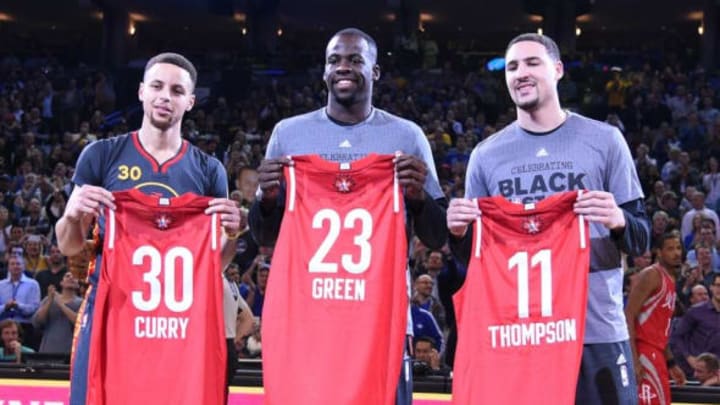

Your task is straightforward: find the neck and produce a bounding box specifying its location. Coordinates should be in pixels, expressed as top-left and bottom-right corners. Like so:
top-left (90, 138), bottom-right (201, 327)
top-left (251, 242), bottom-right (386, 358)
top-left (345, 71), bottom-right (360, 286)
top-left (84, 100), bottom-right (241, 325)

top-left (516, 102), bottom-right (566, 133)
top-left (61, 290), bottom-right (76, 298)
top-left (10, 274), bottom-right (21, 282)
top-left (138, 122), bottom-right (183, 156)
top-left (326, 100), bottom-right (372, 125)
top-left (50, 263), bottom-right (63, 273)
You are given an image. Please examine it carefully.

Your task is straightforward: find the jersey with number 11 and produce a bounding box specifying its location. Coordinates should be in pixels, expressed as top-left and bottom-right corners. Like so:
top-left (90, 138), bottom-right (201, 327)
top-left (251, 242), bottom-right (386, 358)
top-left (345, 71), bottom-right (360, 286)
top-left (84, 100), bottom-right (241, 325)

top-left (262, 154), bottom-right (408, 405)
top-left (83, 189), bottom-right (225, 405)
top-left (452, 191), bottom-right (590, 405)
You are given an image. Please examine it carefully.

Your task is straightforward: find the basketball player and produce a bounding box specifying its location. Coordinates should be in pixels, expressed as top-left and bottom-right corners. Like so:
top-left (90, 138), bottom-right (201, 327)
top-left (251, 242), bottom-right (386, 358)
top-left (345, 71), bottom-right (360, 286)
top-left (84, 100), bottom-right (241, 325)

top-left (249, 28), bottom-right (447, 405)
top-left (55, 52), bottom-right (243, 404)
top-left (626, 232), bottom-right (686, 405)
top-left (447, 33), bottom-right (650, 404)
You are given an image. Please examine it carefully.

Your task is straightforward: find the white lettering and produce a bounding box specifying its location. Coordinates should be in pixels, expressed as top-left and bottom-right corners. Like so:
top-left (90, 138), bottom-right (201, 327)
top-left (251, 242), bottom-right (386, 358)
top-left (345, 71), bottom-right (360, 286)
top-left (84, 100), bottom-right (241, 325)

top-left (311, 278), bottom-right (366, 301)
top-left (134, 316), bottom-right (189, 339)
top-left (487, 319), bottom-right (577, 348)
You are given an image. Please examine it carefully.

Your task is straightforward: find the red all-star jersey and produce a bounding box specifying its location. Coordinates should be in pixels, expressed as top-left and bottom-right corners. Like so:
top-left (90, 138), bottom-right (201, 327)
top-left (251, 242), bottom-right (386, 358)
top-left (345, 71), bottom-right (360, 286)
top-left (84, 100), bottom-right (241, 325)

top-left (262, 154), bottom-right (408, 405)
top-left (453, 191), bottom-right (590, 405)
top-left (80, 189), bottom-right (225, 405)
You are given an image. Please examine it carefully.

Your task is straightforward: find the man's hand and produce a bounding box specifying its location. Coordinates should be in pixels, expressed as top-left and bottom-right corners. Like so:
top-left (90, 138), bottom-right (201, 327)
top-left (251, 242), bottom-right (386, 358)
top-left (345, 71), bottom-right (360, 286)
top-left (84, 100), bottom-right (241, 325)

top-left (394, 153), bottom-right (427, 201)
top-left (206, 198), bottom-right (242, 237)
top-left (428, 348), bottom-right (442, 370)
top-left (574, 190), bottom-right (625, 230)
top-left (669, 365), bottom-right (687, 386)
top-left (447, 198), bottom-right (481, 238)
top-left (64, 184), bottom-right (116, 223)
top-left (257, 157), bottom-right (293, 202)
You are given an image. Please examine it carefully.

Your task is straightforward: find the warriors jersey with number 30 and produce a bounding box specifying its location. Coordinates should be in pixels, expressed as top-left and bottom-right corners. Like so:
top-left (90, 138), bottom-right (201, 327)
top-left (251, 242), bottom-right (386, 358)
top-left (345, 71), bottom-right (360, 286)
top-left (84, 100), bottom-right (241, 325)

top-left (262, 154), bottom-right (408, 405)
top-left (452, 191), bottom-right (590, 405)
top-left (80, 189), bottom-right (225, 405)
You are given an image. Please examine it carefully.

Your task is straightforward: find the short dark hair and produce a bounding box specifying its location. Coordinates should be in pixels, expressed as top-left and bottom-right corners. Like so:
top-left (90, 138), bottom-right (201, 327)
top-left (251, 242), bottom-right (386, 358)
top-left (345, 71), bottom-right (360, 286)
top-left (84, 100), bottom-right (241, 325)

top-left (655, 231), bottom-right (681, 251)
top-left (506, 33), bottom-right (561, 62)
top-left (144, 52), bottom-right (197, 88)
top-left (330, 28), bottom-right (378, 63)
top-left (414, 335), bottom-right (437, 348)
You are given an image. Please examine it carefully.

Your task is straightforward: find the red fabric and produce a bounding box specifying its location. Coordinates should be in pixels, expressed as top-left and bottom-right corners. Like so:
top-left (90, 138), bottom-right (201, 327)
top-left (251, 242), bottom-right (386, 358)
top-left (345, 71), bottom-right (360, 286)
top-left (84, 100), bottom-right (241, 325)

top-left (635, 265), bottom-right (676, 350)
top-left (453, 191), bottom-right (589, 405)
top-left (635, 265), bottom-right (676, 405)
top-left (262, 154), bottom-right (408, 405)
top-left (86, 189), bottom-right (225, 405)
top-left (637, 342), bottom-right (672, 405)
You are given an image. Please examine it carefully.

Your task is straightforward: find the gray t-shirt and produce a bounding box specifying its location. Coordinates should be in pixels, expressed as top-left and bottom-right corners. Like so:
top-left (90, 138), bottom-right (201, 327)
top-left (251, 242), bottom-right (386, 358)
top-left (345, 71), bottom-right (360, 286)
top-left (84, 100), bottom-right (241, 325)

top-left (33, 295), bottom-right (83, 353)
top-left (465, 112), bottom-right (644, 344)
top-left (265, 107), bottom-right (443, 199)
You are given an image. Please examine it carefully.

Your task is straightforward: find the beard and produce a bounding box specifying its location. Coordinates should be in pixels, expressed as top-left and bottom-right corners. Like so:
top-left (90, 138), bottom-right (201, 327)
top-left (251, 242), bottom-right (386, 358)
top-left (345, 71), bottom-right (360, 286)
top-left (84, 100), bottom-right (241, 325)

top-left (514, 94), bottom-right (540, 111)
top-left (148, 111), bottom-right (176, 131)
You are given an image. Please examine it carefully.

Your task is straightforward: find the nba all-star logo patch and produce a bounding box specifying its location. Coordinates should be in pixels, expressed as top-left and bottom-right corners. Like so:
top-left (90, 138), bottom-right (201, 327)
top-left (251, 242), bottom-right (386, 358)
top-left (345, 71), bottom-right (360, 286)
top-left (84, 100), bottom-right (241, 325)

top-left (334, 174), bottom-right (355, 193)
top-left (154, 213), bottom-right (173, 230)
top-left (522, 215), bottom-right (542, 234)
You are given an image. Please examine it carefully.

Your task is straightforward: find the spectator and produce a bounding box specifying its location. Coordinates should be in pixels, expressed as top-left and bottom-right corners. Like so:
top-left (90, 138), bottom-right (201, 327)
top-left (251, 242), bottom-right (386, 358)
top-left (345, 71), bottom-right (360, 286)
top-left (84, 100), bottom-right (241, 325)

top-left (688, 284), bottom-right (709, 306)
top-left (412, 274), bottom-right (445, 329)
top-left (34, 243), bottom-right (67, 298)
top-left (671, 273), bottom-right (720, 375)
top-left (412, 336), bottom-right (450, 376)
top-left (0, 319), bottom-right (34, 363)
top-left (410, 304), bottom-right (443, 354)
top-left (684, 213), bottom-right (708, 250)
top-left (0, 255), bottom-right (40, 349)
top-left (22, 234), bottom-right (49, 276)
top-left (240, 255), bottom-right (269, 317)
top-left (685, 225), bottom-right (720, 272)
top-left (702, 157), bottom-right (720, 211)
top-left (693, 353), bottom-right (720, 386)
top-left (681, 191), bottom-right (720, 242)
top-left (31, 272), bottom-right (81, 353)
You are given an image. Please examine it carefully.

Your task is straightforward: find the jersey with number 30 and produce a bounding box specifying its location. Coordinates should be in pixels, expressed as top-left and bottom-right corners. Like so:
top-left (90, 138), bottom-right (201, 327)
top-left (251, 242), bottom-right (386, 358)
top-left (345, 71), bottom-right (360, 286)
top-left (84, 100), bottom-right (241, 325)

top-left (452, 191), bottom-right (590, 405)
top-left (82, 189), bottom-right (225, 405)
top-left (262, 154), bottom-right (408, 405)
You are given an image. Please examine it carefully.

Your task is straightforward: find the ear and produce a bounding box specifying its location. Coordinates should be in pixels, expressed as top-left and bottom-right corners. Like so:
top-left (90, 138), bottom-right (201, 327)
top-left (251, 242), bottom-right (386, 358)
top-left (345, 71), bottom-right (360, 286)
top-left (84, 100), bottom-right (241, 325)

top-left (373, 64), bottom-right (381, 81)
top-left (186, 94), bottom-right (196, 112)
top-left (555, 60), bottom-right (564, 81)
top-left (138, 82), bottom-right (144, 102)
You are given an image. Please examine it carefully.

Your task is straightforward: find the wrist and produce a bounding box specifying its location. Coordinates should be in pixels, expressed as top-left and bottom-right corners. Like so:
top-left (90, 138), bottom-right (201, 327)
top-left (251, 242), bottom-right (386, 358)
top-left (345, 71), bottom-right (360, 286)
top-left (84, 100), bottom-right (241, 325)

top-left (666, 358), bottom-right (677, 368)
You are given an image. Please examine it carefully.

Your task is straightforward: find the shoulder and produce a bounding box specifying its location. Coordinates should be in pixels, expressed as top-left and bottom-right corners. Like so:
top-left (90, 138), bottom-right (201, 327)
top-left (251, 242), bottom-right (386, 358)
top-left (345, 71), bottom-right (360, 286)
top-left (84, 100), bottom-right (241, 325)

top-left (471, 121), bottom-right (519, 155)
top-left (186, 142), bottom-right (224, 173)
top-left (371, 108), bottom-right (424, 135)
top-left (273, 109), bottom-right (325, 132)
top-left (81, 132), bottom-right (133, 155)
top-left (565, 112), bottom-right (623, 140)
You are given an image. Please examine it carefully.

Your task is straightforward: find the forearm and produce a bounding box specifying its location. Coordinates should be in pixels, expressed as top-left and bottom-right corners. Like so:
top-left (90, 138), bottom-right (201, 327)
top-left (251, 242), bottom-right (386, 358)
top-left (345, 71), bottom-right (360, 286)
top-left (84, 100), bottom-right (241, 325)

top-left (248, 197), bottom-right (284, 247)
top-left (408, 195), bottom-right (448, 250)
top-left (449, 229), bottom-right (473, 269)
top-left (235, 311), bottom-right (254, 340)
top-left (221, 238), bottom-right (238, 270)
top-left (32, 301), bottom-right (51, 326)
top-left (612, 199), bottom-right (650, 256)
top-left (56, 216), bottom-right (92, 256)
top-left (58, 302), bottom-right (78, 323)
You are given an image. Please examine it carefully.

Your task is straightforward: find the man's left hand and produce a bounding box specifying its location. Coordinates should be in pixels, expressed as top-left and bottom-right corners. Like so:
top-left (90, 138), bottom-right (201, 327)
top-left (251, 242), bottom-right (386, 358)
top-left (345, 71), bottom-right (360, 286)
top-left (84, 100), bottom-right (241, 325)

top-left (394, 153), bottom-right (427, 201)
top-left (573, 190), bottom-right (625, 230)
top-left (206, 198), bottom-right (244, 237)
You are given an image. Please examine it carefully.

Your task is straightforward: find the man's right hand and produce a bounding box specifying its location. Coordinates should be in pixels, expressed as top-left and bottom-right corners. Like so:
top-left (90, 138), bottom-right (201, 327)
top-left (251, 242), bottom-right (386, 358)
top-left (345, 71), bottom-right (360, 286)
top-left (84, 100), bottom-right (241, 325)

top-left (64, 184), bottom-right (116, 223)
top-left (256, 157), bottom-right (292, 203)
top-left (447, 198), bottom-right (481, 238)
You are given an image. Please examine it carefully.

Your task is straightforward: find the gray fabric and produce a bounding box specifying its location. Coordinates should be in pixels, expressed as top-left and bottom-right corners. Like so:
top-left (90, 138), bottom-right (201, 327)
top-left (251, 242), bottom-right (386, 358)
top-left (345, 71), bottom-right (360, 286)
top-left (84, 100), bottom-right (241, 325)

top-left (465, 112), bottom-right (644, 343)
top-left (33, 296), bottom-right (82, 353)
top-left (266, 108), bottom-right (443, 199)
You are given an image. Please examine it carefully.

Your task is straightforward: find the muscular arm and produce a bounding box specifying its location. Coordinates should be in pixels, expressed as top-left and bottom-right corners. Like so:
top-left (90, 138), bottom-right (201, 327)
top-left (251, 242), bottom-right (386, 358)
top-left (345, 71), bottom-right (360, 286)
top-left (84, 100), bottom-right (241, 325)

top-left (56, 215), bottom-right (94, 257)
